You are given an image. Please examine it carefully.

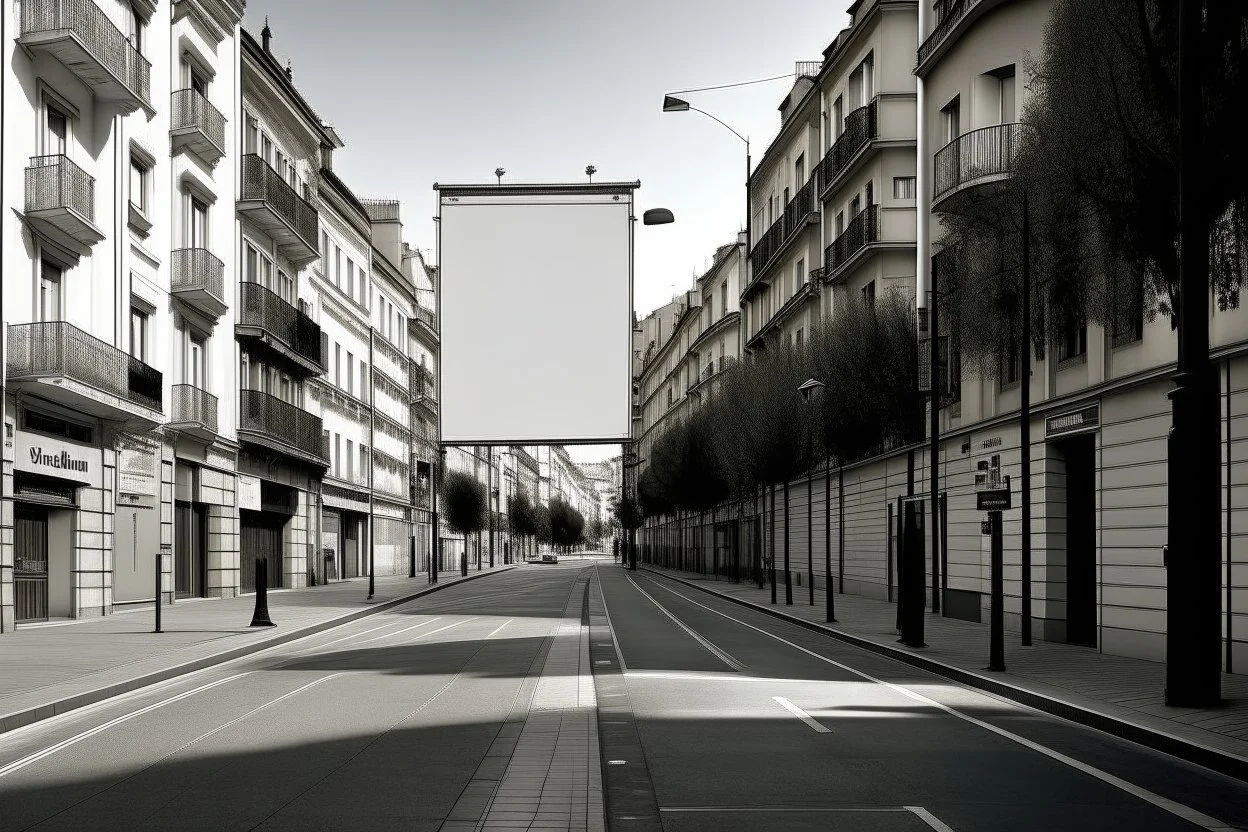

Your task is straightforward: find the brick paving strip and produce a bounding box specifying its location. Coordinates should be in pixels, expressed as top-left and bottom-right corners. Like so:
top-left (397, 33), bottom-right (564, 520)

top-left (442, 570), bottom-right (605, 832)
top-left (640, 565), bottom-right (1248, 783)
top-left (0, 567), bottom-right (515, 736)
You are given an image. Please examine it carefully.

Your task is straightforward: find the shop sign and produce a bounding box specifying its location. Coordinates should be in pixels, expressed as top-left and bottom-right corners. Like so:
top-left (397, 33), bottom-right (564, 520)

top-left (238, 475), bottom-right (262, 511)
top-left (14, 432), bottom-right (98, 487)
top-left (1046, 404), bottom-right (1100, 438)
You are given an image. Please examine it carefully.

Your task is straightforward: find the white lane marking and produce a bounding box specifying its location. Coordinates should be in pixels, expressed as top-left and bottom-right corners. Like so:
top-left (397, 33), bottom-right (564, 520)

top-left (486, 619), bottom-right (513, 639)
top-left (773, 696), bottom-right (832, 734)
top-left (593, 567), bottom-right (629, 673)
top-left (162, 674), bottom-right (346, 757)
top-left (623, 572), bottom-right (745, 671)
top-left (292, 619), bottom-right (409, 654)
top-left (659, 806), bottom-right (908, 813)
top-left (907, 806), bottom-right (957, 832)
top-left (0, 674), bottom-right (248, 779)
top-left (642, 575), bottom-right (1238, 832)
top-left (352, 617), bottom-right (441, 646)
top-left (625, 671), bottom-right (841, 684)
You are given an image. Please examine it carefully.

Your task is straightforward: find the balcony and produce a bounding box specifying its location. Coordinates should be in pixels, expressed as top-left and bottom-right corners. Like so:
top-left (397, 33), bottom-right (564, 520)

top-left (409, 304), bottom-right (439, 344)
top-left (933, 122), bottom-right (1019, 208)
top-left (917, 0), bottom-right (1006, 75)
top-left (6, 322), bottom-right (162, 427)
top-left (24, 155), bottom-right (103, 248)
top-left (238, 389), bottom-right (328, 467)
top-left (817, 100), bottom-right (878, 200)
top-left (747, 175), bottom-right (819, 292)
top-left (410, 364), bottom-right (438, 414)
top-left (235, 281), bottom-right (325, 375)
top-left (168, 384), bottom-right (218, 440)
top-left (18, 0), bottom-right (152, 114)
top-left (171, 248), bottom-right (227, 319)
top-left (170, 89), bottom-right (226, 166)
top-left (824, 205), bottom-right (879, 280)
top-left (237, 154), bottom-right (319, 266)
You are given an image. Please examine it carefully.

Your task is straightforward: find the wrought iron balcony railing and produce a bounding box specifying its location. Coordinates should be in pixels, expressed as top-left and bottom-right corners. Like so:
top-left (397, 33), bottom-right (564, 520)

top-left (409, 364), bottom-right (436, 403)
top-left (817, 99), bottom-right (878, 196)
top-left (236, 281), bottom-right (324, 373)
top-left (19, 0), bottom-right (151, 111)
top-left (6, 321), bottom-right (162, 412)
top-left (238, 154), bottom-right (318, 259)
top-left (825, 205), bottom-right (879, 277)
top-left (170, 89), bottom-right (226, 164)
top-left (24, 154), bottom-right (102, 244)
top-left (749, 174), bottom-right (818, 279)
top-left (238, 389), bottom-right (327, 464)
top-left (918, 0), bottom-right (976, 69)
top-left (170, 384), bottom-right (218, 435)
top-left (933, 122), bottom-right (1019, 205)
top-left (171, 248), bottom-right (226, 316)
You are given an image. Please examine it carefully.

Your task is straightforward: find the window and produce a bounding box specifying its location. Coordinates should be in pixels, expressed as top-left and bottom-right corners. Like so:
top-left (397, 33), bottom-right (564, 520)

top-left (187, 196), bottom-right (208, 248)
top-left (334, 343), bottom-right (341, 386)
top-left (940, 335), bottom-right (962, 404)
top-left (261, 133), bottom-right (272, 167)
top-left (833, 95), bottom-right (843, 138)
top-left (126, 4), bottom-right (143, 54)
top-left (44, 102), bottom-right (68, 156)
top-left (335, 246), bottom-right (342, 286)
top-left (942, 97), bottom-right (961, 143)
top-left (859, 53), bottom-right (875, 103)
top-left (39, 259), bottom-right (62, 322)
top-left (188, 64), bottom-right (208, 96)
top-left (795, 257), bottom-right (805, 294)
top-left (361, 445), bottom-right (369, 482)
top-left (794, 154), bottom-right (805, 186)
top-left (279, 374), bottom-right (292, 403)
top-left (360, 362), bottom-right (369, 398)
top-left (129, 306), bottom-right (149, 360)
top-left (347, 261), bottom-right (355, 299)
top-left (862, 280), bottom-right (876, 306)
top-left (848, 65), bottom-right (863, 110)
top-left (893, 176), bottom-right (916, 200)
top-left (991, 65), bottom-right (1017, 123)
top-left (129, 155), bottom-right (149, 213)
top-left (346, 352), bottom-right (354, 396)
top-left (320, 231), bottom-right (329, 273)
top-left (277, 269), bottom-right (293, 304)
top-left (849, 195), bottom-right (861, 219)
top-left (1059, 318), bottom-right (1088, 362)
top-left (245, 116), bottom-right (259, 155)
top-left (835, 211), bottom-right (845, 236)
top-left (334, 434), bottom-right (341, 476)
top-left (187, 333), bottom-right (206, 388)
top-left (795, 328), bottom-right (804, 349)
top-left (720, 282), bottom-right (728, 318)
top-left (346, 440), bottom-right (354, 481)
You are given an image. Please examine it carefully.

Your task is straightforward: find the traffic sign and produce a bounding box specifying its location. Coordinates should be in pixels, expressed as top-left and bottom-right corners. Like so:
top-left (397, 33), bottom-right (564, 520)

top-left (977, 489), bottom-right (1012, 511)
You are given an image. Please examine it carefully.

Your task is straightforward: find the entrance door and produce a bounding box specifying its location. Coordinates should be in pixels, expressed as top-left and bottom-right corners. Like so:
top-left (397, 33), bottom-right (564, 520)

top-left (240, 511), bottom-right (285, 591)
top-left (343, 518), bottom-right (359, 578)
top-left (15, 506), bottom-right (49, 622)
top-left (175, 502), bottom-right (206, 598)
top-left (1064, 435), bottom-right (1097, 646)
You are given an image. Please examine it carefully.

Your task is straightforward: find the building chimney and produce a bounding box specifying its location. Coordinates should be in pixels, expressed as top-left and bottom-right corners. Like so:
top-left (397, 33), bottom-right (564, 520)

top-left (261, 17), bottom-right (272, 52)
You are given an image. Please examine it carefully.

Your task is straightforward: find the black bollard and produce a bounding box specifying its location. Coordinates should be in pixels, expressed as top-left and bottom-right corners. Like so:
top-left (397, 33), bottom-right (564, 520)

top-left (250, 557), bottom-right (275, 627)
top-left (154, 550), bottom-right (163, 634)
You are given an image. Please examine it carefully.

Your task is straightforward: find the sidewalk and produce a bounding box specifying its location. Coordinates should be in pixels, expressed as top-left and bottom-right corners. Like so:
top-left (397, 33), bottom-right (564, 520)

top-left (640, 564), bottom-right (1248, 782)
top-left (0, 566), bottom-right (515, 735)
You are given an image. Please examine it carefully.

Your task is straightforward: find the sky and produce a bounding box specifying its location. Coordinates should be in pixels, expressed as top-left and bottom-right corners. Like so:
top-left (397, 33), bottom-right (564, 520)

top-left (243, 0), bottom-right (854, 464)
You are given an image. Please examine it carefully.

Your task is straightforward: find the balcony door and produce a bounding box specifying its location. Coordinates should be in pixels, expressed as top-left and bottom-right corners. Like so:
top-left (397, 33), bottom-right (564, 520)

top-left (187, 196), bottom-right (208, 249)
top-left (186, 333), bottom-right (205, 389)
top-left (39, 260), bottom-right (62, 322)
top-left (43, 101), bottom-right (68, 157)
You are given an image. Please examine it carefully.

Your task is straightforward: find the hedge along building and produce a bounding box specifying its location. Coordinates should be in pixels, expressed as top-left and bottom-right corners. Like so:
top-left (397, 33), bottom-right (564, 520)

top-left (2, 0), bottom-right (247, 630)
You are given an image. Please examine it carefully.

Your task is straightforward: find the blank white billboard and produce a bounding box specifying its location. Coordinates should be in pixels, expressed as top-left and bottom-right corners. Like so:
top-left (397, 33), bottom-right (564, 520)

top-left (437, 183), bottom-right (635, 445)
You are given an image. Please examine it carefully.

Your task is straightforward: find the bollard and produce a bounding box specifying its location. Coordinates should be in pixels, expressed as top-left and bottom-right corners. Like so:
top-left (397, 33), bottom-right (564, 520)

top-left (250, 557), bottom-right (275, 627)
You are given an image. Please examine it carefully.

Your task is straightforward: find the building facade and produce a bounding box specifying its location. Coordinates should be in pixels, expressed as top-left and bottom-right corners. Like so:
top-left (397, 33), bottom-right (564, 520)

top-left (2, 0), bottom-right (246, 631)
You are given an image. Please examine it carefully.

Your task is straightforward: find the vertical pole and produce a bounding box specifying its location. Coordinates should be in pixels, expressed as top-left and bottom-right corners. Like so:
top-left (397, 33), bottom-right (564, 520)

top-left (807, 467), bottom-right (814, 606)
top-left (368, 329), bottom-right (375, 600)
top-left (769, 484), bottom-right (777, 604)
top-left (783, 480), bottom-right (792, 605)
top-left (901, 502), bottom-right (926, 648)
top-left (1167, 0), bottom-right (1221, 706)
top-left (940, 491), bottom-right (949, 602)
top-left (838, 464), bottom-right (845, 593)
top-left (1227, 359), bottom-right (1234, 674)
top-left (488, 446), bottom-right (495, 568)
top-left (1020, 189), bottom-right (1032, 644)
top-left (989, 510), bottom-right (1006, 671)
top-left (431, 453), bottom-right (441, 584)
top-left (825, 456), bottom-right (836, 622)
top-left (153, 549), bottom-right (162, 633)
top-left (930, 277), bottom-right (941, 615)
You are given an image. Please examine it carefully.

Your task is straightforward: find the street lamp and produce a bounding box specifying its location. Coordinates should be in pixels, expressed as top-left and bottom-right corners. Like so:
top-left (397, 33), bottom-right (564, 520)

top-left (661, 95), bottom-right (750, 278)
top-left (798, 378), bottom-right (836, 623)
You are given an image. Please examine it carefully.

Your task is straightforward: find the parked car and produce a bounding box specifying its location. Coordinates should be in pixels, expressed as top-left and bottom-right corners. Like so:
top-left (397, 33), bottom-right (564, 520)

top-left (541, 554), bottom-right (558, 564)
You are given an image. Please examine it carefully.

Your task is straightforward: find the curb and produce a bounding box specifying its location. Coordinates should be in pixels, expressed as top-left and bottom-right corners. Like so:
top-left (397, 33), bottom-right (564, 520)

top-left (0, 566), bottom-right (517, 736)
top-left (640, 566), bottom-right (1248, 784)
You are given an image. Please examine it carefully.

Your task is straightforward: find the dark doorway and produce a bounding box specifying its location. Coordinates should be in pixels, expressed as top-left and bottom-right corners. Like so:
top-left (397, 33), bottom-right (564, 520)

top-left (15, 505), bottom-right (49, 622)
top-left (343, 517), bottom-right (360, 579)
top-left (1063, 435), bottom-right (1097, 646)
top-left (240, 511), bottom-right (285, 592)
top-left (175, 501), bottom-right (206, 598)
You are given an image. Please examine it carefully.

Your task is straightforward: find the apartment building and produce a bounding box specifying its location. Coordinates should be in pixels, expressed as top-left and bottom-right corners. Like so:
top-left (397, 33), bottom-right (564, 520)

top-left (403, 244), bottom-right (439, 570)
top-left (235, 24), bottom-right (329, 593)
top-left (2, 0), bottom-right (245, 631)
top-left (743, 0), bottom-right (918, 352)
top-left (636, 238), bottom-right (745, 464)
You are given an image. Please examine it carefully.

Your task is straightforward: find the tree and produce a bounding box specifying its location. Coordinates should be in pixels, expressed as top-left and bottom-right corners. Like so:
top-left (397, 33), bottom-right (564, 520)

top-left (442, 470), bottom-right (487, 574)
top-left (508, 490), bottom-right (537, 560)
top-left (946, 0), bottom-right (1247, 705)
top-left (534, 502), bottom-right (553, 550)
top-left (548, 498), bottom-right (584, 551)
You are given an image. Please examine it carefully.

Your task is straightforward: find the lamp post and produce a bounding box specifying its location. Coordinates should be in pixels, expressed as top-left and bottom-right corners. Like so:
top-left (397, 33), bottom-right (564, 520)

top-left (799, 379), bottom-right (835, 622)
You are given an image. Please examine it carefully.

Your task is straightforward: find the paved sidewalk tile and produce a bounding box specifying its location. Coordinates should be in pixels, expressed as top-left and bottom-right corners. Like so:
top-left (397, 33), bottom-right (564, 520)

top-left (641, 565), bottom-right (1248, 767)
top-left (0, 566), bottom-right (514, 733)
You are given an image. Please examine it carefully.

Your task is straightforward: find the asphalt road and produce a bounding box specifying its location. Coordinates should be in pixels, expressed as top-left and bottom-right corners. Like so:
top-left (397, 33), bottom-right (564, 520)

top-left (3, 560), bottom-right (1246, 832)
top-left (595, 566), bottom-right (1248, 832)
top-left (0, 562), bottom-right (596, 832)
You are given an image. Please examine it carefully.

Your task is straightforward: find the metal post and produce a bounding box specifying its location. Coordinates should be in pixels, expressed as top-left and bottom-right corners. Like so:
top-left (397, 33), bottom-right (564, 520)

top-left (783, 480), bottom-right (792, 605)
top-left (825, 455), bottom-right (836, 622)
top-left (901, 501), bottom-right (926, 648)
top-left (929, 276), bottom-right (941, 614)
top-left (153, 549), bottom-right (162, 633)
top-left (1166, 0), bottom-right (1221, 707)
top-left (368, 329), bottom-right (376, 601)
top-left (250, 557), bottom-right (275, 627)
top-left (431, 453), bottom-right (441, 584)
top-left (807, 468), bottom-right (814, 606)
top-left (1020, 189), bottom-right (1032, 644)
top-left (769, 484), bottom-right (777, 604)
top-left (989, 510), bottom-right (1006, 671)
top-left (488, 445), bottom-right (495, 568)
top-left (838, 464), bottom-right (845, 593)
